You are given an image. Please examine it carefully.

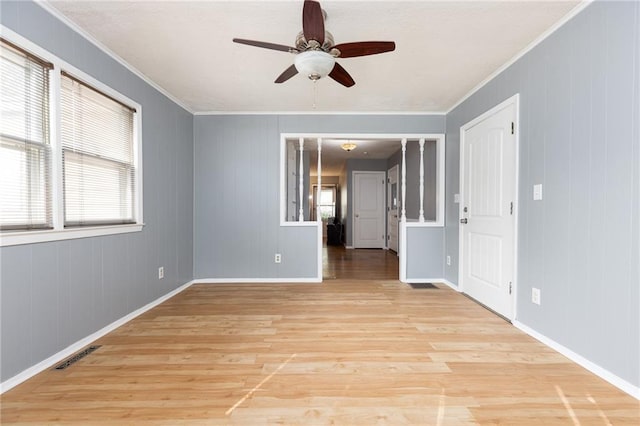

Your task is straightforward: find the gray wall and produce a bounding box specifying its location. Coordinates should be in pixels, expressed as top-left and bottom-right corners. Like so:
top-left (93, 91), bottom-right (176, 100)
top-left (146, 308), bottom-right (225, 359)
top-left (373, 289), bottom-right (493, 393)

top-left (445, 0), bottom-right (639, 387)
top-left (0, 1), bottom-right (194, 382)
top-left (194, 114), bottom-right (445, 278)
top-left (406, 227), bottom-right (444, 279)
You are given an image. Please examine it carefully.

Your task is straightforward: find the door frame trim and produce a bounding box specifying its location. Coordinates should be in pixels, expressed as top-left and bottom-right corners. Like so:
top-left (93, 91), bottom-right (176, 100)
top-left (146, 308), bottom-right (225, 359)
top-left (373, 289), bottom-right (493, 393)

top-left (386, 164), bottom-right (399, 252)
top-left (458, 93), bottom-right (520, 321)
top-left (352, 170), bottom-right (386, 249)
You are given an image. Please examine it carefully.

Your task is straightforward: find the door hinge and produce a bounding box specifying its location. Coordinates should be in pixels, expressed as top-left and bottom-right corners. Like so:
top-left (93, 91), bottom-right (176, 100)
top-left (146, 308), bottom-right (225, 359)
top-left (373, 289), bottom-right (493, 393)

top-left (511, 122), bottom-right (515, 135)
top-left (510, 201), bottom-right (513, 215)
top-left (509, 282), bottom-right (512, 295)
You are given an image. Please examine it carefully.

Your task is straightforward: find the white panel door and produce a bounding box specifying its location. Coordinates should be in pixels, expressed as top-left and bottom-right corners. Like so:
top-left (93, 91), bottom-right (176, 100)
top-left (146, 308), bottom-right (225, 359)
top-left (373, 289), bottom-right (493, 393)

top-left (354, 171), bottom-right (385, 249)
top-left (461, 102), bottom-right (516, 319)
top-left (387, 165), bottom-right (399, 252)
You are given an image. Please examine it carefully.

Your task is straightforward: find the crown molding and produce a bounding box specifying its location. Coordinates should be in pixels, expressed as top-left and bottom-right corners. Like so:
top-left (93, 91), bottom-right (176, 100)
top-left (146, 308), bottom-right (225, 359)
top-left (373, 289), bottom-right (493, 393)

top-left (193, 110), bottom-right (447, 116)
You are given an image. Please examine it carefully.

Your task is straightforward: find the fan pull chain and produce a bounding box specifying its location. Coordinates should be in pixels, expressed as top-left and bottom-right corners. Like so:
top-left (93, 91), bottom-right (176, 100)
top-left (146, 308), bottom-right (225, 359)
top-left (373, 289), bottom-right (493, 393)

top-left (312, 80), bottom-right (318, 110)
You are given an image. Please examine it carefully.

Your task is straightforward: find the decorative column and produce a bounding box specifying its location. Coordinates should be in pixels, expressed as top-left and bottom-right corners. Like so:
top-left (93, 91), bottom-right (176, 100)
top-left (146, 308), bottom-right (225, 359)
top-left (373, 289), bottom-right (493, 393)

top-left (419, 138), bottom-right (425, 222)
top-left (316, 138), bottom-right (322, 222)
top-left (298, 137), bottom-right (304, 221)
top-left (401, 138), bottom-right (407, 223)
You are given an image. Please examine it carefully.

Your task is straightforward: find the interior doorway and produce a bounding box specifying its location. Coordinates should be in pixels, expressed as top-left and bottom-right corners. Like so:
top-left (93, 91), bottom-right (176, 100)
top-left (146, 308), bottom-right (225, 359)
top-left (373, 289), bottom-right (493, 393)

top-left (280, 133), bottom-right (445, 282)
top-left (322, 244), bottom-right (399, 280)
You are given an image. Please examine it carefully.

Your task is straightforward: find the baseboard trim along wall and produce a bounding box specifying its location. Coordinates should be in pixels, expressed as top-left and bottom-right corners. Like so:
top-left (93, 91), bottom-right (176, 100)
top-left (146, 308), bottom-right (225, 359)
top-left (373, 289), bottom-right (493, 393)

top-left (0, 280), bottom-right (195, 394)
top-left (192, 278), bottom-right (322, 284)
top-left (514, 320), bottom-right (640, 400)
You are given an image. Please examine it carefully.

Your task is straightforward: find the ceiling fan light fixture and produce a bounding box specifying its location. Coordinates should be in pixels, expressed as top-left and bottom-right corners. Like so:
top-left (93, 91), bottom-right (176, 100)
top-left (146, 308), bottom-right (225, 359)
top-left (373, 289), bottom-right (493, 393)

top-left (341, 142), bottom-right (357, 152)
top-left (294, 50), bottom-right (335, 81)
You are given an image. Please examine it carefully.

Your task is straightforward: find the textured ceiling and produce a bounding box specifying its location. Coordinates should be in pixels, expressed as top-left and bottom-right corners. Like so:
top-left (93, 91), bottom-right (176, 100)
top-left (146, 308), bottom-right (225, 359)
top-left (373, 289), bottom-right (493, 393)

top-left (47, 0), bottom-right (583, 113)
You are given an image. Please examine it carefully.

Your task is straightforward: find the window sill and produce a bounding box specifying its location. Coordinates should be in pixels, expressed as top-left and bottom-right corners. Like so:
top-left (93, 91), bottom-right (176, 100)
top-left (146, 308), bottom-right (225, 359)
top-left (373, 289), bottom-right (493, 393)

top-left (0, 223), bottom-right (144, 247)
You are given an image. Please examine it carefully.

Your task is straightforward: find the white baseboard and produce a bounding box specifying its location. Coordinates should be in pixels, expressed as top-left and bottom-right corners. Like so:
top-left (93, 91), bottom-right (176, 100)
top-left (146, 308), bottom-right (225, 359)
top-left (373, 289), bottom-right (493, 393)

top-left (192, 278), bottom-right (322, 284)
top-left (513, 320), bottom-right (640, 400)
top-left (345, 246), bottom-right (354, 249)
top-left (0, 280), bottom-right (194, 394)
top-left (439, 279), bottom-right (460, 291)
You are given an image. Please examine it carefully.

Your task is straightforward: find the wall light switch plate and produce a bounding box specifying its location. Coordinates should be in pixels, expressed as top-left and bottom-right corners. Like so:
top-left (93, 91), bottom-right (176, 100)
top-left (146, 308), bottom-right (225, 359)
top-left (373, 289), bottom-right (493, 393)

top-left (158, 267), bottom-right (164, 280)
top-left (454, 194), bottom-right (460, 204)
top-left (533, 184), bottom-right (543, 200)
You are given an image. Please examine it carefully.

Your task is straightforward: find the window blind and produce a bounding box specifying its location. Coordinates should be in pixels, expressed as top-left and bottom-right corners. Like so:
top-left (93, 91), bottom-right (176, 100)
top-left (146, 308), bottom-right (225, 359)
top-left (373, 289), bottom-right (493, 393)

top-left (60, 72), bottom-right (136, 227)
top-left (0, 38), bottom-right (52, 230)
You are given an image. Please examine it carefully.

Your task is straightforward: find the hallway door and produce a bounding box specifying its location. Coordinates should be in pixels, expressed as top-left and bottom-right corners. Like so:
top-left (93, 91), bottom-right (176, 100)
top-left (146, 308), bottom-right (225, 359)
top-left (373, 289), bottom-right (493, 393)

top-left (353, 171), bottom-right (385, 249)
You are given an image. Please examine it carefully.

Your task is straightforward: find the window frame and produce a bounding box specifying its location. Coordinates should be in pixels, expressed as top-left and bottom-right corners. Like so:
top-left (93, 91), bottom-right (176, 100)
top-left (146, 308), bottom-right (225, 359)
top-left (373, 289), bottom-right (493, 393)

top-left (0, 26), bottom-right (143, 247)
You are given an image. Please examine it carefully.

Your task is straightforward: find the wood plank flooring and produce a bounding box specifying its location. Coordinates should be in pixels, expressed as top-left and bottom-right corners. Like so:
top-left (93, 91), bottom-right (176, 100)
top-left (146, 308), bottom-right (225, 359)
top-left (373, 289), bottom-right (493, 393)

top-left (323, 245), bottom-right (399, 280)
top-left (2, 250), bottom-right (638, 424)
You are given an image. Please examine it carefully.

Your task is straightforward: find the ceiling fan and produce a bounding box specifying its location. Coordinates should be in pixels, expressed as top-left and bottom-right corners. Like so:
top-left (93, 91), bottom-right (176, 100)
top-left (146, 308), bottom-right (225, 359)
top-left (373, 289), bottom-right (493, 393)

top-left (232, 0), bottom-right (396, 87)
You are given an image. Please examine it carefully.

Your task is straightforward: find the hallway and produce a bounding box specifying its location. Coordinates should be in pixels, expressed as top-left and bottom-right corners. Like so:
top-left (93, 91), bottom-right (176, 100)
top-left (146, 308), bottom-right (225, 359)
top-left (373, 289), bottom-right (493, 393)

top-left (323, 245), bottom-right (399, 281)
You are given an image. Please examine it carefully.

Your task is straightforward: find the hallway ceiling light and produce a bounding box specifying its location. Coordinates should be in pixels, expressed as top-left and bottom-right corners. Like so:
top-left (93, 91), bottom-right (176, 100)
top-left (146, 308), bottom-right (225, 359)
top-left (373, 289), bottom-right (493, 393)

top-left (341, 142), bottom-right (357, 152)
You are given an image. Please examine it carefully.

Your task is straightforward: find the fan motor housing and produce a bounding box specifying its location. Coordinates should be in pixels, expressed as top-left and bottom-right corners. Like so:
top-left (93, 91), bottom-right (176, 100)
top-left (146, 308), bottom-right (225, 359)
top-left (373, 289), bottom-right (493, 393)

top-left (295, 31), bottom-right (334, 52)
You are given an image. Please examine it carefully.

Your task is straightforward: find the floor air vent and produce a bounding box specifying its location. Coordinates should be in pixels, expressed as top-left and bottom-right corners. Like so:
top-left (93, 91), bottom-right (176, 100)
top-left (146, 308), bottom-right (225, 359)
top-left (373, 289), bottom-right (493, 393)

top-left (54, 345), bottom-right (101, 370)
top-left (409, 283), bottom-right (438, 289)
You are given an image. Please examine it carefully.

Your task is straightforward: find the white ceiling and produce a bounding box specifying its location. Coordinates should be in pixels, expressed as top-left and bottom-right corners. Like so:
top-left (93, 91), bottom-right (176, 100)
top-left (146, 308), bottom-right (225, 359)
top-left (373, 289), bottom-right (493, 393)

top-left (46, 0), bottom-right (583, 114)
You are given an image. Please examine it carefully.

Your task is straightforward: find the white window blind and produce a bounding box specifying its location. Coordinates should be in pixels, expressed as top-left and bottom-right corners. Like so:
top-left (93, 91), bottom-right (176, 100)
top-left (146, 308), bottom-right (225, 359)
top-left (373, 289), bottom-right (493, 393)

top-left (61, 72), bottom-right (136, 227)
top-left (0, 38), bottom-right (52, 230)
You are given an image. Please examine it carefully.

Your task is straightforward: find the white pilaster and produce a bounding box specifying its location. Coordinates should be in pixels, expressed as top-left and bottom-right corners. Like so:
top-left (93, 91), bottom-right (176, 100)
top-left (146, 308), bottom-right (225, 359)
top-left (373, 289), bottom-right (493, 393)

top-left (419, 138), bottom-right (425, 222)
top-left (401, 138), bottom-right (407, 223)
top-left (298, 137), bottom-right (304, 221)
top-left (316, 138), bottom-right (322, 222)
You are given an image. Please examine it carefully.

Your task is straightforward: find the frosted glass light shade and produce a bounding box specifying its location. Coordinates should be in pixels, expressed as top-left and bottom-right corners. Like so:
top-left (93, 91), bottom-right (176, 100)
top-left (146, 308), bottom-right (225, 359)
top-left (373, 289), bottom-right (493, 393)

top-left (294, 51), bottom-right (335, 80)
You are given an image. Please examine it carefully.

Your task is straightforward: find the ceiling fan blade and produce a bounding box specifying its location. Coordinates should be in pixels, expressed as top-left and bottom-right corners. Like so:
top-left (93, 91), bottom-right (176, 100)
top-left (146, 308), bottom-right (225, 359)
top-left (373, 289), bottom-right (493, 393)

top-left (328, 63), bottom-right (355, 88)
top-left (332, 41), bottom-right (396, 58)
top-left (303, 0), bottom-right (325, 45)
top-left (275, 64), bottom-right (299, 83)
top-left (233, 38), bottom-right (297, 53)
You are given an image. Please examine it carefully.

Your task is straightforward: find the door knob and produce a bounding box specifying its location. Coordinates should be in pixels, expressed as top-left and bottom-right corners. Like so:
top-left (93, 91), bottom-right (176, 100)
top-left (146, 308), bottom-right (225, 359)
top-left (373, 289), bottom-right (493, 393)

top-left (460, 218), bottom-right (468, 224)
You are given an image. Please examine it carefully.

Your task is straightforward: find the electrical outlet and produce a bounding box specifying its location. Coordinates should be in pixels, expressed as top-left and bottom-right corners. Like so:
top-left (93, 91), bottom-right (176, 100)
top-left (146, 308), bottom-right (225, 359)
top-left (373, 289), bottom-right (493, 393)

top-left (158, 267), bottom-right (164, 280)
top-left (274, 253), bottom-right (282, 264)
top-left (532, 287), bottom-right (541, 305)
top-left (533, 184), bottom-right (543, 200)
top-left (446, 255), bottom-right (451, 266)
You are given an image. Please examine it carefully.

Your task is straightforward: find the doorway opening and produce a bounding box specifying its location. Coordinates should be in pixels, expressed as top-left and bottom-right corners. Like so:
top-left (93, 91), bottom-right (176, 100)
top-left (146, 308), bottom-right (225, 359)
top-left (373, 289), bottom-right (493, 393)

top-left (280, 133), bottom-right (445, 282)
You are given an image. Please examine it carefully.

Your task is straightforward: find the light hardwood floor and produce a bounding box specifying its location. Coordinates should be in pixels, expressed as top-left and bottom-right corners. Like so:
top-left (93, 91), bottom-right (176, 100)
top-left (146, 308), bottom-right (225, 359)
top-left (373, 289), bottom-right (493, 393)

top-left (1, 249), bottom-right (638, 424)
